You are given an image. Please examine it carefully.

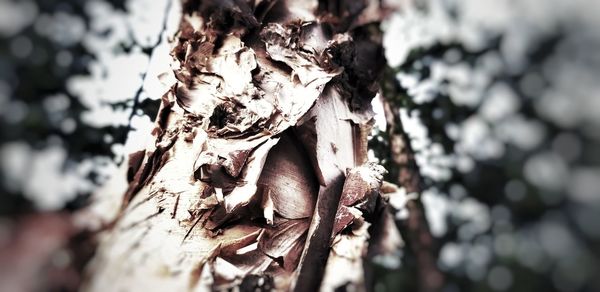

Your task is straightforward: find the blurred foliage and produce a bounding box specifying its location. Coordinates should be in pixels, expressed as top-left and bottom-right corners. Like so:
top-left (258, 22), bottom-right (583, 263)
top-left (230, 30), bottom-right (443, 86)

top-left (370, 2), bottom-right (600, 292)
top-left (0, 0), bottom-right (161, 214)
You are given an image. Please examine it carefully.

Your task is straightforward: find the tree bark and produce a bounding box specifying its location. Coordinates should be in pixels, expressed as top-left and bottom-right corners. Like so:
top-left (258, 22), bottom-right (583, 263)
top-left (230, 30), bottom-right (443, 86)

top-left (381, 71), bottom-right (445, 292)
top-left (82, 0), bottom-right (395, 291)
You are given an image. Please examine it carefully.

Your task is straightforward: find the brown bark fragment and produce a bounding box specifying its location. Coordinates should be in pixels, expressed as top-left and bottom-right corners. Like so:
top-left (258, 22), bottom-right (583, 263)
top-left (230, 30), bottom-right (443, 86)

top-left (258, 132), bottom-right (318, 220)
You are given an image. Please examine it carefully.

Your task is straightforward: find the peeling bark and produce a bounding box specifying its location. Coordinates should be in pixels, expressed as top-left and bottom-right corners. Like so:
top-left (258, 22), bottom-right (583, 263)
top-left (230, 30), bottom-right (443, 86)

top-left (83, 0), bottom-right (395, 291)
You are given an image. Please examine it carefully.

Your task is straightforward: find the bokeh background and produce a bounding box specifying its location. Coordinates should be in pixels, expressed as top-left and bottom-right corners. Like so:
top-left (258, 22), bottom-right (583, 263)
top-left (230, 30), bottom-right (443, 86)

top-left (1, 0), bottom-right (599, 291)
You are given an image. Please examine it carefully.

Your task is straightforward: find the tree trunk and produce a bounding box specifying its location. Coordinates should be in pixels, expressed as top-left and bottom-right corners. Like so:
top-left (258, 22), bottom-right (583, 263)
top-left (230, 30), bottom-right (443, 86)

top-left (82, 0), bottom-right (397, 291)
top-left (382, 95), bottom-right (444, 292)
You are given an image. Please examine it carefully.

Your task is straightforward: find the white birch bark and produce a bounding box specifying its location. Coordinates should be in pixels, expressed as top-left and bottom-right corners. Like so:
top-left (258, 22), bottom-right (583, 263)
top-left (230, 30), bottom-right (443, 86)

top-left (82, 1), bottom-right (398, 291)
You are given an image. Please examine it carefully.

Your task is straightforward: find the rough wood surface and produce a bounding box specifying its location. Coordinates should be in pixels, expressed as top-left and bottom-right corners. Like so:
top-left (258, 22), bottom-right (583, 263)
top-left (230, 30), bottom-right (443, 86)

top-left (83, 0), bottom-right (394, 291)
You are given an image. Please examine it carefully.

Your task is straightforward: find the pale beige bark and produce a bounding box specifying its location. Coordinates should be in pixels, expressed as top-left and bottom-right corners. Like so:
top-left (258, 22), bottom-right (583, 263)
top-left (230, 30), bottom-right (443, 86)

top-left (82, 0), bottom-right (400, 291)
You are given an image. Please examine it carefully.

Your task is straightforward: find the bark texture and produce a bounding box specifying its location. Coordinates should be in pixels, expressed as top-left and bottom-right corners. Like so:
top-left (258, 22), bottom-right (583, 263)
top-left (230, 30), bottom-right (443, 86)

top-left (83, 0), bottom-right (396, 291)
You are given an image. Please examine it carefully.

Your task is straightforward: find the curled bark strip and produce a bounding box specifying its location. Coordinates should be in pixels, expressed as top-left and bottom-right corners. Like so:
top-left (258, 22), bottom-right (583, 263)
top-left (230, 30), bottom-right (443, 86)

top-left (332, 163), bottom-right (386, 236)
top-left (318, 163), bottom-right (387, 292)
top-left (257, 131), bottom-right (319, 220)
top-left (293, 172), bottom-right (345, 292)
